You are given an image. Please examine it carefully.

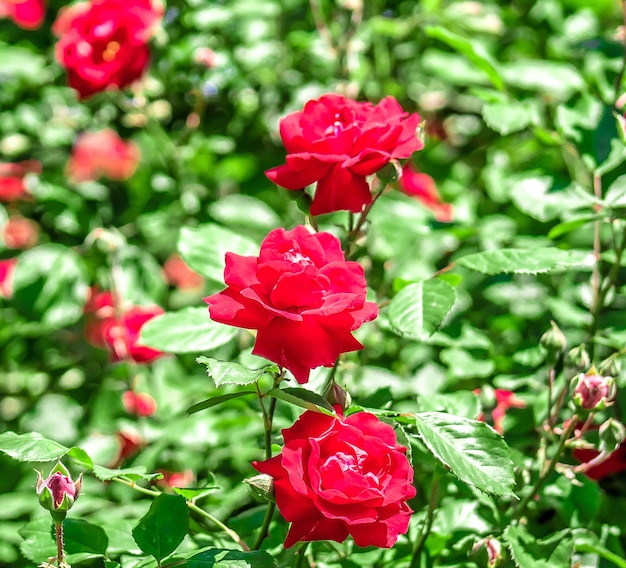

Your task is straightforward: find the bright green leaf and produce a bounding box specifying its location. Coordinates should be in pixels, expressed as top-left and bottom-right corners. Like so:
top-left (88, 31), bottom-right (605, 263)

top-left (140, 308), bottom-right (238, 354)
top-left (64, 519), bottom-right (109, 556)
top-left (266, 387), bottom-right (335, 414)
top-left (412, 412), bottom-right (516, 496)
top-left (501, 60), bottom-right (584, 99)
top-left (188, 548), bottom-right (277, 568)
top-left (187, 392), bottom-right (257, 415)
top-left (387, 279), bottom-right (456, 339)
top-left (132, 494), bottom-right (189, 562)
top-left (196, 356), bottom-right (276, 386)
top-left (92, 465), bottom-right (163, 482)
top-left (482, 100), bottom-right (537, 135)
top-left (504, 525), bottom-right (573, 568)
top-left (0, 431), bottom-right (69, 462)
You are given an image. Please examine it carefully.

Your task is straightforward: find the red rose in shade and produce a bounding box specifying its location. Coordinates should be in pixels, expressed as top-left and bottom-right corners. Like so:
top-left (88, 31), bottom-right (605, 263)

top-left (122, 390), bottom-right (157, 417)
top-left (53, 0), bottom-right (163, 100)
top-left (156, 469), bottom-right (194, 489)
top-left (398, 163), bottom-right (453, 222)
top-left (574, 446), bottom-right (626, 481)
top-left (0, 258), bottom-right (17, 299)
top-left (0, 160), bottom-right (41, 202)
top-left (266, 94), bottom-right (423, 216)
top-left (253, 408), bottom-right (415, 548)
top-left (101, 304), bottom-right (165, 364)
top-left (66, 129), bottom-right (141, 182)
top-left (205, 226), bottom-right (378, 384)
top-left (0, 0), bottom-right (45, 29)
top-left (2, 215), bottom-right (39, 249)
top-left (162, 254), bottom-right (204, 291)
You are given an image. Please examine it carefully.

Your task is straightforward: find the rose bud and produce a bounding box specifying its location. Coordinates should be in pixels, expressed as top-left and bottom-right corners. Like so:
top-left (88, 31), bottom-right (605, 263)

top-left (36, 462), bottom-right (82, 521)
top-left (540, 320), bottom-right (566, 353)
top-left (572, 367), bottom-right (616, 411)
top-left (565, 344), bottom-right (590, 371)
top-left (599, 418), bottom-right (626, 455)
top-left (243, 473), bottom-right (274, 502)
top-left (471, 536), bottom-right (503, 568)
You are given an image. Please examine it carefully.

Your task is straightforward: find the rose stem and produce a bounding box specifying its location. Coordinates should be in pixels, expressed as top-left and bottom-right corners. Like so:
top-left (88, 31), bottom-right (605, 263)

top-left (514, 415), bottom-right (578, 518)
top-left (55, 520), bottom-right (65, 566)
top-left (409, 474), bottom-right (440, 568)
top-left (294, 542), bottom-right (310, 568)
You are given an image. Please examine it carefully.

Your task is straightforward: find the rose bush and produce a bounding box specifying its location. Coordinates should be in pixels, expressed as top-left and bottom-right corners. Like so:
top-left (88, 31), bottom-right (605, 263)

top-left (265, 94), bottom-right (423, 215)
top-left (253, 407), bottom-right (415, 548)
top-left (205, 225), bottom-right (378, 383)
top-left (0, 161), bottom-right (41, 202)
top-left (53, 0), bottom-right (162, 99)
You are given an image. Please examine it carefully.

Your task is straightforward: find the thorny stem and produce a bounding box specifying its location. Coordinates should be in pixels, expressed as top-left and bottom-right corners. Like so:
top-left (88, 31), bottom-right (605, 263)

top-left (409, 475), bottom-right (440, 568)
top-left (55, 521), bottom-right (65, 567)
top-left (589, 172), bottom-right (603, 362)
top-left (294, 542), bottom-right (310, 568)
top-left (112, 477), bottom-right (249, 551)
top-left (515, 415), bottom-right (578, 518)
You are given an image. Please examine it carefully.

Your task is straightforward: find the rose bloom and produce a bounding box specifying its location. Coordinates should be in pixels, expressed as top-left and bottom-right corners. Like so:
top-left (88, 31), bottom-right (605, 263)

top-left (53, 0), bottom-right (163, 100)
top-left (122, 390), bottom-right (157, 417)
top-left (0, 0), bottom-right (45, 29)
top-left (0, 258), bottom-right (17, 299)
top-left (100, 304), bottom-right (165, 364)
top-left (162, 254), bottom-right (204, 291)
top-left (205, 226), bottom-right (378, 384)
top-left (156, 469), bottom-right (194, 489)
top-left (573, 368), bottom-right (615, 411)
top-left (266, 94), bottom-right (423, 216)
top-left (66, 130), bottom-right (141, 183)
top-left (253, 408), bottom-right (415, 548)
top-left (475, 389), bottom-right (526, 434)
top-left (398, 163), bottom-right (453, 222)
top-left (574, 446), bottom-right (626, 481)
top-left (2, 215), bottom-right (39, 249)
top-left (0, 160), bottom-right (41, 202)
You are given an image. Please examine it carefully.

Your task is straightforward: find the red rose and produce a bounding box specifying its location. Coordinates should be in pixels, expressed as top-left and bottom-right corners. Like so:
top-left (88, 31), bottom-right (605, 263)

top-left (0, 0), bottom-right (45, 29)
top-left (0, 160), bottom-right (41, 202)
top-left (253, 408), bottom-right (415, 548)
top-left (53, 0), bottom-right (163, 100)
top-left (67, 130), bottom-right (141, 182)
top-left (2, 215), bottom-right (39, 249)
top-left (573, 446), bottom-right (626, 481)
top-left (398, 163), bottom-right (453, 222)
top-left (265, 94), bottom-right (423, 216)
top-left (205, 226), bottom-right (378, 384)
top-left (0, 258), bottom-right (17, 299)
top-left (100, 304), bottom-right (165, 364)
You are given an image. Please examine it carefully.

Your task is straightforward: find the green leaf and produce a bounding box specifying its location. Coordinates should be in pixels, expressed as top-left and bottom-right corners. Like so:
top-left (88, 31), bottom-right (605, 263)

top-left (412, 412), bottom-right (516, 496)
top-left (197, 356), bottom-right (276, 386)
top-left (178, 223), bottom-right (258, 283)
top-left (504, 525), bottom-right (573, 568)
top-left (92, 465), bottom-right (163, 482)
top-left (0, 431), bottom-right (69, 462)
top-left (140, 308), bottom-right (238, 354)
top-left (425, 26), bottom-right (504, 91)
top-left (266, 387), bottom-right (335, 414)
top-left (440, 348), bottom-right (495, 379)
top-left (548, 215), bottom-right (599, 239)
top-left (187, 391), bottom-right (257, 415)
top-left (172, 486), bottom-right (220, 500)
top-left (387, 279), bottom-right (456, 339)
top-left (132, 494), bottom-right (189, 562)
top-left (18, 517), bottom-right (55, 564)
top-left (207, 195), bottom-right (281, 233)
top-left (456, 248), bottom-right (592, 275)
top-left (501, 60), bottom-right (584, 99)
top-left (12, 244), bottom-right (88, 328)
top-left (482, 100), bottom-right (536, 135)
top-left (573, 531), bottom-right (626, 568)
top-left (64, 519), bottom-right (108, 556)
top-left (188, 548), bottom-right (277, 568)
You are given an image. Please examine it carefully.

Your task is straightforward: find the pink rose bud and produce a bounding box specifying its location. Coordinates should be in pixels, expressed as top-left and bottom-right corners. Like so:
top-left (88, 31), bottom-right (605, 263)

top-left (471, 536), bottom-right (503, 568)
top-left (36, 462), bottom-right (82, 521)
top-left (122, 390), bottom-right (157, 417)
top-left (572, 367), bottom-right (616, 411)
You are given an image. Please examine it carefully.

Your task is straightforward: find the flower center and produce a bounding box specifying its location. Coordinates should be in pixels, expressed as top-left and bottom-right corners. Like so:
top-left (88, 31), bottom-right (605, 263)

top-left (283, 249), bottom-right (313, 267)
top-left (102, 41), bottom-right (121, 62)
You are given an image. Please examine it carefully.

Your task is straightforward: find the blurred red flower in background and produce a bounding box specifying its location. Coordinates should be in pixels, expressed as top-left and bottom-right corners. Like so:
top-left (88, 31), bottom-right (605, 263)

top-left (398, 163), bottom-right (453, 222)
top-left (574, 446), bottom-right (626, 481)
top-left (2, 215), bottom-right (39, 249)
top-left (156, 470), bottom-right (194, 489)
top-left (66, 130), bottom-right (140, 183)
top-left (162, 254), bottom-right (204, 291)
top-left (0, 0), bottom-right (45, 29)
top-left (0, 258), bottom-right (17, 299)
top-left (53, 0), bottom-right (163, 99)
top-left (0, 161), bottom-right (41, 202)
top-left (476, 389), bottom-right (526, 434)
top-left (122, 390), bottom-right (157, 417)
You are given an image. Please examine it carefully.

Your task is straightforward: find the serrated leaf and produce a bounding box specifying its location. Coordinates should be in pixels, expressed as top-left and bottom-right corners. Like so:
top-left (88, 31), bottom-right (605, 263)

top-left (425, 26), bottom-right (504, 91)
top-left (197, 356), bottom-right (275, 386)
top-left (64, 519), bottom-right (109, 556)
top-left (456, 248), bottom-right (592, 275)
top-left (504, 525), bottom-right (573, 568)
top-left (548, 215), bottom-right (599, 239)
top-left (188, 548), bottom-right (277, 568)
top-left (140, 308), bottom-right (238, 354)
top-left (187, 392), bottom-right (257, 415)
top-left (12, 244), bottom-right (89, 328)
top-left (92, 465), bottom-right (163, 482)
top-left (172, 486), bottom-right (220, 500)
top-left (67, 447), bottom-right (94, 469)
top-left (132, 494), bottom-right (189, 562)
top-left (178, 223), bottom-right (258, 283)
top-left (412, 412), bottom-right (516, 496)
top-left (18, 517), bottom-right (56, 563)
top-left (0, 431), bottom-right (69, 462)
top-left (266, 387), bottom-right (335, 414)
top-left (482, 100), bottom-right (536, 135)
top-left (387, 279), bottom-right (456, 339)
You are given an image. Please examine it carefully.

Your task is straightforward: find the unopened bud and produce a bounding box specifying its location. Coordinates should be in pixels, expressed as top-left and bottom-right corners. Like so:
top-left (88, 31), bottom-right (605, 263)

top-left (599, 418), bottom-right (626, 454)
top-left (36, 462), bottom-right (82, 522)
top-left (470, 536), bottom-right (503, 568)
top-left (325, 382), bottom-right (352, 411)
top-left (540, 321), bottom-right (566, 353)
top-left (243, 473), bottom-right (274, 502)
top-left (565, 344), bottom-right (590, 370)
top-left (572, 367), bottom-right (616, 412)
